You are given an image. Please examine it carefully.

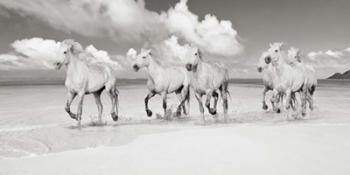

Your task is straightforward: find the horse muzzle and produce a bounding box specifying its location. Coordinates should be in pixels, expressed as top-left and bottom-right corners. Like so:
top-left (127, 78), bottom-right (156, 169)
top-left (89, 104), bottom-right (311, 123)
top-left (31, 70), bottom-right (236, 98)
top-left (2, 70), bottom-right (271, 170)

top-left (133, 64), bottom-right (140, 72)
top-left (54, 62), bottom-right (63, 70)
top-left (257, 67), bottom-right (263, 73)
top-left (186, 64), bottom-right (193, 71)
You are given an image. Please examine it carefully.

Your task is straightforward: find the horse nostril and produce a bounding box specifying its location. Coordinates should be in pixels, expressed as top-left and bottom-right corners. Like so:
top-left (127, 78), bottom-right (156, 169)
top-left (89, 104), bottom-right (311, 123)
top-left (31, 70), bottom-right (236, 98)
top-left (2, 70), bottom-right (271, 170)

top-left (257, 67), bottom-right (263, 72)
top-left (133, 64), bottom-right (139, 71)
top-left (265, 56), bottom-right (271, 64)
top-left (186, 64), bottom-right (192, 71)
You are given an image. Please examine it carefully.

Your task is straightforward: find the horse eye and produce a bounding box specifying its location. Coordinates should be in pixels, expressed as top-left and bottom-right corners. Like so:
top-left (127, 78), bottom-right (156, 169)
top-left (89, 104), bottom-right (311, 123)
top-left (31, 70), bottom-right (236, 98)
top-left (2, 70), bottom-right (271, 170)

top-left (195, 53), bottom-right (198, 56)
top-left (274, 50), bottom-right (278, 53)
top-left (142, 56), bottom-right (146, 59)
top-left (63, 51), bottom-right (67, 54)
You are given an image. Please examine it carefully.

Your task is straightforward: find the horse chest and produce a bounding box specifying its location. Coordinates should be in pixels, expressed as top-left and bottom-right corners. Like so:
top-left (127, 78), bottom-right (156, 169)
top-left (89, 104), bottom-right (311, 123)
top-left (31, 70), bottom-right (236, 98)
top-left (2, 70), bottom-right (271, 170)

top-left (65, 78), bottom-right (86, 92)
top-left (191, 78), bottom-right (208, 94)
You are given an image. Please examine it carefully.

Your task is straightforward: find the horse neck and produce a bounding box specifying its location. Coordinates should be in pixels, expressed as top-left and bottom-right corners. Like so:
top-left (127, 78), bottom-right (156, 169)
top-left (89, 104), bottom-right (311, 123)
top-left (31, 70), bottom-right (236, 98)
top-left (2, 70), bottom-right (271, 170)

top-left (264, 65), bottom-right (275, 80)
top-left (146, 58), bottom-right (163, 80)
top-left (66, 53), bottom-right (86, 79)
top-left (193, 60), bottom-right (204, 77)
top-left (274, 53), bottom-right (289, 73)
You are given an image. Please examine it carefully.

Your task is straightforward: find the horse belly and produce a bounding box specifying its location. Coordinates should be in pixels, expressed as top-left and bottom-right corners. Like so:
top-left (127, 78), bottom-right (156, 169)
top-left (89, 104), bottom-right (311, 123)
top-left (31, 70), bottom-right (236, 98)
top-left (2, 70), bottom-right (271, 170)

top-left (87, 73), bottom-right (107, 92)
top-left (168, 80), bottom-right (184, 93)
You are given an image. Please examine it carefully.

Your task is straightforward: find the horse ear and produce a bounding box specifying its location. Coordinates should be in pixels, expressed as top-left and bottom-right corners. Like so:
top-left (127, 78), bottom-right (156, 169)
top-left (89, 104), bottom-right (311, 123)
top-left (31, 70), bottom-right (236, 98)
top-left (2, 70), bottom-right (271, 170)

top-left (279, 42), bottom-right (285, 49)
top-left (70, 42), bottom-right (83, 54)
top-left (147, 49), bottom-right (152, 56)
top-left (197, 49), bottom-right (202, 59)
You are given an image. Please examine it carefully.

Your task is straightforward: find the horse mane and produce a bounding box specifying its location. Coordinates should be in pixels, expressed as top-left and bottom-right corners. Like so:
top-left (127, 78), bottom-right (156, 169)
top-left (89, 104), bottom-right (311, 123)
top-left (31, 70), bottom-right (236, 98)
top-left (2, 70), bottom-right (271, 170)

top-left (146, 47), bottom-right (184, 68)
top-left (62, 39), bottom-right (119, 69)
top-left (62, 39), bottom-right (84, 54)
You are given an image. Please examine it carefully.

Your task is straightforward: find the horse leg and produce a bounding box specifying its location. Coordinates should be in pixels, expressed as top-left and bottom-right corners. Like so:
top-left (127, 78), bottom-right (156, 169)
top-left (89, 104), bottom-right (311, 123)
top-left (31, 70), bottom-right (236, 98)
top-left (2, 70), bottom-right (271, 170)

top-left (211, 91), bottom-right (219, 116)
top-left (306, 90), bottom-right (314, 111)
top-left (262, 87), bottom-right (269, 110)
top-left (300, 87), bottom-right (308, 117)
top-left (108, 89), bottom-right (119, 121)
top-left (195, 93), bottom-right (205, 123)
top-left (144, 91), bottom-right (155, 117)
top-left (220, 87), bottom-right (228, 122)
top-left (161, 92), bottom-right (169, 120)
top-left (114, 89), bottom-right (119, 120)
top-left (175, 92), bottom-right (183, 117)
top-left (76, 92), bottom-right (85, 127)
top-left (290, 92), bottom-right (296, 111)
top-left (271, 90), bottom-right (281, 113)
top-left (181, 86), bottom-right (190, 115)
top-left (205, 91), bottom-right (214, 115)
top-left (65, 91), bottom-right (77, 120)
top-left (285, 89), bottom-right (292, 110)
top-left (93, 90), bottom-right (103, 124)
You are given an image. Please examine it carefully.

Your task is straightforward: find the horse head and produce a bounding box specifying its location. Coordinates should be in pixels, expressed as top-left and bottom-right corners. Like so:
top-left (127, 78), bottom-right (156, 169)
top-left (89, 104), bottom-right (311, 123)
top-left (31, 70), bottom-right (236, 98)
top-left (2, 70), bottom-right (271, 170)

top-left (288, 47), bottom-right (302, 63)
top-left (257, 51), bottom-right (271, 73)
top-left (264, 42), bottom-right (287, 66)
top-left (186, 47), bottom-right (202, 72)
top-left (132, 48), bottom-right (152, 72)
top-left (54, 39), bottom-right (83, 70)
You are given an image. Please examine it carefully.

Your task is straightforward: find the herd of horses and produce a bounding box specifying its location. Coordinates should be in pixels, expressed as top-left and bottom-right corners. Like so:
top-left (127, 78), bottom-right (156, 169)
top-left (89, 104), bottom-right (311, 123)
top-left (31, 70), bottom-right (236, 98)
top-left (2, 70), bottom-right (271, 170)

top-left (54, 39), bottom-right (317, 127)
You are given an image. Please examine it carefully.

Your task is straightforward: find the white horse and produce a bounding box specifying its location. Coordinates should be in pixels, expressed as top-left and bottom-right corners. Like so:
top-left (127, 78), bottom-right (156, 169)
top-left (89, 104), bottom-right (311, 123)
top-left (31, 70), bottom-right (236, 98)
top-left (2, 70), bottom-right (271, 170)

top-left (264, 42), bottom-right (308, 116)
top-left (186, 48), bottom-right (229, 122)
top-left (54, 39), bottom-right (119, 126)
top-left (288, 47), bottom-right (317, 110)
top-left (257, 51), bottom-right (280, 112)
top-left (132, 49), bottom-right (190, 118)
top-left (257, 49), bottom-right (304, 113)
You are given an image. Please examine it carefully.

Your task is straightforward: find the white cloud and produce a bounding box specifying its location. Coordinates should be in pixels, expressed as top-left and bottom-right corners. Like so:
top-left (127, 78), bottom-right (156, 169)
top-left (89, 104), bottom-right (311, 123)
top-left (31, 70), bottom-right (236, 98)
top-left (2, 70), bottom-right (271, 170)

top-left (152, 35), bottom-right (194, 64)
top-left (11, 38), bottom-right (62, 68)
top-left (0, 38), bottom-right (125, 70)
top-left (306, 47), bottom-right (350, 78)
top-left (0, 54), bottom-right (25, 69)
top-left (0, 0), bottom-right (165, 42)
top-left (0, 53), bottom-right (42, 70)
top-left (308, 49), bottom-right (345, 60)
top-left (307, 51), bottom-right (323, 60)
top-left (165, 0), bottom-right (242, 57)
top-left (325, 50), bottom-right (343, 58)
top-left (126, 48), bottom-right (137, 59)
top-left (0, 0), bottom-right (243, 58)
top-left (85, 45), bottom-right (122, 69)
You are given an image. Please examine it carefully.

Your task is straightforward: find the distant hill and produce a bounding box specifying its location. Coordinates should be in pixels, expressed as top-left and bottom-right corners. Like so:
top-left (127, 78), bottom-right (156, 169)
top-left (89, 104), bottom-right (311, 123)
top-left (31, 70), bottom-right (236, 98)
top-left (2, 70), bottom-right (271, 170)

top-left (328, 70), bottom-right (350, 79)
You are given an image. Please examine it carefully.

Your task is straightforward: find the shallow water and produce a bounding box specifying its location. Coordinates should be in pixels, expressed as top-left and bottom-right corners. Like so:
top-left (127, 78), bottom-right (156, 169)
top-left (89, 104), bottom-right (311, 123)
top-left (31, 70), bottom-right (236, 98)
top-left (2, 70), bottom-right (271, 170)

top-left (0, 82), bottom-right (349, 157)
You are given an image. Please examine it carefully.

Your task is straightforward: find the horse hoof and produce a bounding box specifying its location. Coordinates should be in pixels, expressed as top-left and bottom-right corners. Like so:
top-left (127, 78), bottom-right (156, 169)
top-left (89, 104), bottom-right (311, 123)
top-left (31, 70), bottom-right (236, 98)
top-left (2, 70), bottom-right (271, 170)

top-left (276, 109), bottom-right (281, 113)
top-left (301, 112), bottom-right (306, 117)
top-left (69, 114), bottom-right (77, 120)
top-left (175, 110), bottom-right (182, 117)
top-left (209, 109), bottom-right (217, 115)
top-left (146, 110), bottom-right (153, 117)
top-left (262, 105), bottom-right (268, 110)
top-left (111, 113), bottom-right (118, 121)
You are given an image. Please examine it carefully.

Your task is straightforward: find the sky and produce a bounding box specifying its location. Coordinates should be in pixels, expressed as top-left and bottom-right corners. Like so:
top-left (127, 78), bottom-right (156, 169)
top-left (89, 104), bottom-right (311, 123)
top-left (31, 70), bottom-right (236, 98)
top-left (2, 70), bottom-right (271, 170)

top-left (0, 0), bottom-right (350, 79)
